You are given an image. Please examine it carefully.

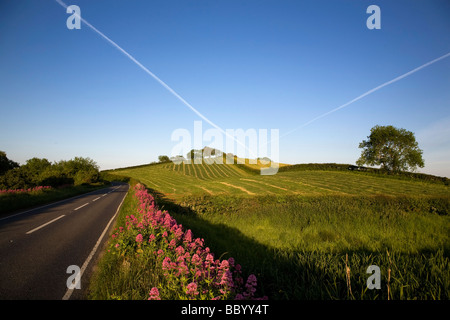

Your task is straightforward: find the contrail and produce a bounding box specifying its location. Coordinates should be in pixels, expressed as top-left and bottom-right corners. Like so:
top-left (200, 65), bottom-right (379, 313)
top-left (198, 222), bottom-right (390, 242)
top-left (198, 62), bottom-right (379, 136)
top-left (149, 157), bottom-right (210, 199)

top-left (56, 0), bottom-right (218, 129)
top-left (55, 0), bottom-right (257, 156)
top-left (279, 51), bottom-right (450, 140)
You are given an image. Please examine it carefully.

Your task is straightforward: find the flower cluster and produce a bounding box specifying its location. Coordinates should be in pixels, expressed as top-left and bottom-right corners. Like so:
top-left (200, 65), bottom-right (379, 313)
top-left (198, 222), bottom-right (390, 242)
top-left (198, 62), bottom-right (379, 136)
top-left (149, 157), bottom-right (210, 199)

top-left (110, 183), bottom-right (267, 300)
top-left (0, 186), bottom-right (52, 194)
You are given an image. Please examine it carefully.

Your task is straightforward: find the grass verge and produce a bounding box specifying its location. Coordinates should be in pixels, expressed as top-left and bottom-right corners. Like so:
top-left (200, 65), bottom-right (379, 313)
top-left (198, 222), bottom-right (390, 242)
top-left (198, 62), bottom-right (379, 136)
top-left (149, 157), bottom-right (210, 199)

top-left (88, 184), bottom-right (150, 299)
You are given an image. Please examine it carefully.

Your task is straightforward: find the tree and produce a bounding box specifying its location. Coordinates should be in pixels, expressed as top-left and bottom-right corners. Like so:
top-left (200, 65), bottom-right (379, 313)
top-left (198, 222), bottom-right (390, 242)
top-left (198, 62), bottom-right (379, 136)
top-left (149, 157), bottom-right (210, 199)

top-left (21, 158), bottom-right (52, 185)
top-left (65, 157), bottom-right (100, 185)
top-left (0, 151), bottom-right (19, 175)
top-left (53, 157), bottom-right (100, 186)
top-left (0, 168), bottom-right (28, 189)
top-left (158, 155), bottom-right (170, 163)
top-left (356, 125), bottom-right (424, 173)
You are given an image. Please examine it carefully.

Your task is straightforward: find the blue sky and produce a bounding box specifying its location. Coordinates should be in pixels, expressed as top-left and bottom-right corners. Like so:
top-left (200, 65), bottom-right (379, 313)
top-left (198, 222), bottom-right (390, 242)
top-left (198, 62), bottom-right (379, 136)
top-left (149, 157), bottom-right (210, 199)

top-left (0, 0), bottom-right (449, 177)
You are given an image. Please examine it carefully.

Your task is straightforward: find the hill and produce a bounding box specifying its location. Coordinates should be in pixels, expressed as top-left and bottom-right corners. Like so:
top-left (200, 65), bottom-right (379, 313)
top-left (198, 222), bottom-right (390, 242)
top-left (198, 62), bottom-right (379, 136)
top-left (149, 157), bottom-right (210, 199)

top-left (106, 161), bottom-right (449, 200)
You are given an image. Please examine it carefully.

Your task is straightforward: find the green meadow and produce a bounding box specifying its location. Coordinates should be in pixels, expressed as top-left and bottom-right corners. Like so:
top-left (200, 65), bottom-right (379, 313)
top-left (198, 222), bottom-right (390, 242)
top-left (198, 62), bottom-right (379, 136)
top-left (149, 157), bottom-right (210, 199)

top-left (105, 161), bottom-right (450, 300)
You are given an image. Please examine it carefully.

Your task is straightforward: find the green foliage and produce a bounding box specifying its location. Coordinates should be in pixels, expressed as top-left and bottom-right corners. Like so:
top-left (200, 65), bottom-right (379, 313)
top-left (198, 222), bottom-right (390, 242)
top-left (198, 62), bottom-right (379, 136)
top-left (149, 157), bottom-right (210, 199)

top-left (0, 153), bottom-right (100, 189)
top-left (279, 163), bottom-right (351, 172)
top-left (357, 125), bottom-right (425, 173)
top-left (0, 167), bottom-right (29, 189)
top-left (158, 155), bottom-right (170, 163)
top-left (0, 151), bottom-right (19, 175)
top-left (21, 158), bottom-right (52, 186)
top-left (278, 162), bottom-right (449, 185)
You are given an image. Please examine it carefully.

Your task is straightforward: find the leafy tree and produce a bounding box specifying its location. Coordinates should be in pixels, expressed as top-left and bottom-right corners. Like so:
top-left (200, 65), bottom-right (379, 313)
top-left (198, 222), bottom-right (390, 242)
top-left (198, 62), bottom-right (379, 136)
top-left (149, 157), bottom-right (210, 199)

top-left (62, 157), bottom-right (99, 185)
top-left (356, 125), bottom-right (424, 172)
top-left (158, 155), bottom-right (170, 163)
top-left (0, 154), bottom-right (100, 189)
top-left (0, 151), bottom-right (19, 175)
top-left (0, 168), bottom-right (28, 189)
top-left (39, 166), bottom-right (74, 187)
top-left (21, 158), bottom-right (52, 185)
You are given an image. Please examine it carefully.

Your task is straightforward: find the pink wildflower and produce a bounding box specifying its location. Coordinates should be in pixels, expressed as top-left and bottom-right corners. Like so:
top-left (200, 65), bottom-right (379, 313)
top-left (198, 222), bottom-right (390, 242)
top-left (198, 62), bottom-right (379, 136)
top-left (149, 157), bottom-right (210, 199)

top-left (162, 257), bottom-right (171, 270)
top-left (186, 282), bottom-right (199, 297)
top-left (148, 287), bottom-right (161, 300)
top-left (169, 239), bottom-right (177, 248)
top-left (205, 253), bottom-right (214, 264)
top-left (220, 270), bottom-right (234, 288)
top-left (191, 254), bottom-right (201, 266)
top-left (243, 274), bottom-right (258, 298)
top-left (219, 260), bottom-right (229, 270)
top-left (135, 234), bottom-right (143, 243)
top-left (175, 245), bottom-right (185, 256)
top-left (184, 229), bottom-right (193, 243)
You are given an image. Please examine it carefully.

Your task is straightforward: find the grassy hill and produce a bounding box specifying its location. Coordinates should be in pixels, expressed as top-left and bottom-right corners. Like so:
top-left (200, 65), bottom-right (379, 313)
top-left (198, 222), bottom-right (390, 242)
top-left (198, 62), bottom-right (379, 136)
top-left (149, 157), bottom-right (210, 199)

top-left (108, 161), bottom-right (449, 199)
top-left (103, 161), bottom-right (450, 300)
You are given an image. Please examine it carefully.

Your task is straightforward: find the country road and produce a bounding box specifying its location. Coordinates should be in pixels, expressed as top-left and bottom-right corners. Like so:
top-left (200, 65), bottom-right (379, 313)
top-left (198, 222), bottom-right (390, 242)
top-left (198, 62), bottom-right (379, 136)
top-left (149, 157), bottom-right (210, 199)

top-left (0, 182), bottom-right (129, 300)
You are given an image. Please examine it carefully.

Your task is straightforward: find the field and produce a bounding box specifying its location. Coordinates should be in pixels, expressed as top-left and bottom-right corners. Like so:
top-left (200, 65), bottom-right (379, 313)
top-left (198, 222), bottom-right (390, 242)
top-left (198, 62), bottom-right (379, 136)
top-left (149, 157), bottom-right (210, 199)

top-left (105, 161), bottom-right (450, 300)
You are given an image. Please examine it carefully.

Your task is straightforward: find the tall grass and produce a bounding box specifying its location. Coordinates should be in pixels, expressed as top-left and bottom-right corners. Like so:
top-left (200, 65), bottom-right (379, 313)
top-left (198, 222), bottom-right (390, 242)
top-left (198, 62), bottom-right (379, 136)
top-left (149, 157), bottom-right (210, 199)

top-left (168, 194), bottom-right (449, 299)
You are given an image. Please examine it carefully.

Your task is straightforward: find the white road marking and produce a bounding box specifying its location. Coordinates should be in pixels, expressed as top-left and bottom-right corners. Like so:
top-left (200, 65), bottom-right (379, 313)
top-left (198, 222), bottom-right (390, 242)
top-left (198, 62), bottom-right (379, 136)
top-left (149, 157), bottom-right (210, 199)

top-left (62, 188), bottom-right (128, 300)
top-left (25, 215), bottom-right (65, 234)
top-left (74, 203), bottom-right (89, 211)
top-left (92, 197), bottom-right (101, 202)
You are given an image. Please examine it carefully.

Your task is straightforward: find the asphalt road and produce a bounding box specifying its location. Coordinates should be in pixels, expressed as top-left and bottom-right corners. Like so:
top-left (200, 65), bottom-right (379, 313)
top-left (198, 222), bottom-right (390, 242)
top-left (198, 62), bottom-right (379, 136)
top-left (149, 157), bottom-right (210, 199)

top-left (0, 182), bottom-right (129, 300)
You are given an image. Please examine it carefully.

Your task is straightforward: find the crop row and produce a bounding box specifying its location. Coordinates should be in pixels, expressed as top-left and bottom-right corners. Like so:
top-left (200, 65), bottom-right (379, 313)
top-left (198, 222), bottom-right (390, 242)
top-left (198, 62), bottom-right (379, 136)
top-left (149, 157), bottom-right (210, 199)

top-left (168, 162), bottom-right (248, 180)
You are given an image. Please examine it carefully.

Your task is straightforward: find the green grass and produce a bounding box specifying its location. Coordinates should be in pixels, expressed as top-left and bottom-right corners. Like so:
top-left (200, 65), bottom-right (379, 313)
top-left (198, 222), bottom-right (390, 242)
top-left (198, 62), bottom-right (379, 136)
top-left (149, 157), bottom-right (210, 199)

top-left (101, 162), bottom-right (450, 299)
top-left (89, 186), bottom-right (162, 300)
top-left (111, 162), bottom-right (449, 198)
top-left (169, 194), bottom-right (449, 299)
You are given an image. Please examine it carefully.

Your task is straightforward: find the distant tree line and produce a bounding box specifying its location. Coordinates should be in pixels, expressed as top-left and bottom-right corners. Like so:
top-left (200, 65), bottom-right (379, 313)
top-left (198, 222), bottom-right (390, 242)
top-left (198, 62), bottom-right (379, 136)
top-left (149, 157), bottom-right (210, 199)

top-left (0, 151), bottom-right (100, 189)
